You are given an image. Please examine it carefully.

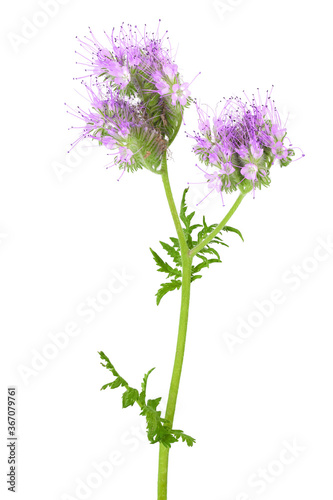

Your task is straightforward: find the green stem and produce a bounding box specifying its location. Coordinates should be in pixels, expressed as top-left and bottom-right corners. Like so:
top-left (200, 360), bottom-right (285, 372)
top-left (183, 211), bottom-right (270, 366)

top-left (157, 258), bottom-right (192, 500)
top-left (158, 152), bottom-right (192, 500)
top-left (160, 152), bottom-right (188, 257)
top-left (189, 191), bottom-right (248, 257)
top-left (157, 156), bottom-right (248, 499)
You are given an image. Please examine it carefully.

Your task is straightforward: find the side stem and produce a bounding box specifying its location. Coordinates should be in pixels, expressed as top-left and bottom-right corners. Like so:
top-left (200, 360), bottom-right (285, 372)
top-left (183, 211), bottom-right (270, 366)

top-left (189, 191), bottom-right (248, 257)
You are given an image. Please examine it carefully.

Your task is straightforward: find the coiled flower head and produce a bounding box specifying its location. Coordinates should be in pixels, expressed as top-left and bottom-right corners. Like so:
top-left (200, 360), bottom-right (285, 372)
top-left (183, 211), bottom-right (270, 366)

top-left (188, 88), bottom-right (304, 201)
top-left (68, 21), bottom-right (197, 175)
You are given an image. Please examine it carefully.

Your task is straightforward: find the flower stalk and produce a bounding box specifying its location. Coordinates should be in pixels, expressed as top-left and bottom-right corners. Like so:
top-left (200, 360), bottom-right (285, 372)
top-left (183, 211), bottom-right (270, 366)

top-left (190, 189), bottom-right (250, 257)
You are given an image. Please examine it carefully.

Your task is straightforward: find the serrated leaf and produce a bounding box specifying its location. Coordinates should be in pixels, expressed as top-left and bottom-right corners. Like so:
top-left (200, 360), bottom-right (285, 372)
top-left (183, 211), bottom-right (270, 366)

top-left (147, 397), bottom-right (162, 411)
top-left (150, 189), bottom-right (243, 305)
top-left (192, 258), bottom-right (221, 274)
top-left (101, 382), bottom-right (115, 391)
top-left (156, 279), bottom-right (182, 305)
top-left (98, 351), bottom-right (119, 377)
top-left (196, 256), bottom-right (207, 265)
top-left (187, 212), bottom-right (195, 223)
top-left (110, 377), bottom-right (126, 389)
top-left (222, 225), bottom-right (244, 242)
top-left (140, 368), bottom-right (155, 402)
top-left (188, 224), bottom-right (202, 233)
top-left (169, 236), bottom-right (180, 248)
top-left (179, 187), bottom-right (190, 226)
top-left (192, 261), bottom-right (209, 274)
top-left (159, 241), bottom-right (181, 265)
top-left (99, 354), bottom-right (194, 449)
top-left (150, 248), bottom-right (181, 278)
top-left (198, 246), bottom-right (221, 259)
top-left (172, 430), bottom-right (196, 447)
top-left (158, 432), bottom-right (178, 448)
top-left (122, 387), bottom-right (139, 408)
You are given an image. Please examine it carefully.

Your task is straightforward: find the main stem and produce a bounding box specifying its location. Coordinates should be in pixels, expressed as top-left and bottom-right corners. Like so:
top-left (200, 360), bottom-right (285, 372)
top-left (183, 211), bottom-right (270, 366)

top-left (157, 153), bottom-right (249, 499)
top-left (158, 153), bottom-right (192, 500)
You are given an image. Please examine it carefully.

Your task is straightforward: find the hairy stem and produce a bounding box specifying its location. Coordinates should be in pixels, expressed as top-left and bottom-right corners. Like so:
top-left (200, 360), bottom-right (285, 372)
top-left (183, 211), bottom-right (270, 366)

top-left (158, 152), bottom-right (192, 500)
top-left (160, 153), bottom-right (188, 257)
top-left (189, 191), bottom-right (248, 257)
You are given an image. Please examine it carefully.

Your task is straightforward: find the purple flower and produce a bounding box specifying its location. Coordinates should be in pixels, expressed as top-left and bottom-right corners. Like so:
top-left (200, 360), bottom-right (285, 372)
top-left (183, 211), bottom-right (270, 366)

top-left (250, 144), bottom-right (263, 160)
top-left (205, 170), bottom-right (222, 191)
top-left (271, 141), bottom-right (288, 159)
top-left (220, 161), bottom-right (235, 176)
top-left (155, 77), bottom-right (170, 96)
top-left (118, 146), bottom-right (134, 164)
top-left (102, 136), bottom-right (116, 149)
top-left (171, 83), bottom-right (191, 106)
top-left (240, 163), bottom-right (258, 181)
top-left (164, 63), bottom-right (178, 79)
top-left (110, 62), bottom-right (131, 88)
top-left (237, 145), bottom-right (249, 160)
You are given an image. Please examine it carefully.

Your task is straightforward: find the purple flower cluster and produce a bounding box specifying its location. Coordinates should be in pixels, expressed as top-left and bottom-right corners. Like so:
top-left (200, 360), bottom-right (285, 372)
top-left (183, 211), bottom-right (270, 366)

top-left (67, 84), bottom-right (169, 174)
top-left (188, 88), bottom-right (304, 203)
top-left (68, 21), bottom-right (195, 174)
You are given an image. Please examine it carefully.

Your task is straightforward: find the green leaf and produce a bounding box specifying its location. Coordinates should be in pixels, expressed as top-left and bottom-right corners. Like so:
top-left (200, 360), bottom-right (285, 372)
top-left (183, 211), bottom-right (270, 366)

top-left (169, 237), bottom-right (180, 248)
top-left (222, 225), bottom-right (244, 242)
top-left (110, 377), bottom-right (126, 389)
top-left (140, 368), bottom-right (155, 402)
top-left (192, 258), bottom-right (221, 274)
top-left (122, 387), bottom-right (139, 408)
top-left (150, 188), bottom-right (244, 303)
top-left (179, 187), bottom-right (190, 226)
top-left (188, 223), bottom-right (202, 232)
top-left (198, 246), bottom-right (221, 259)
top-left (147, 397), bottom-right (162, 411)
top-left (101, 382), bottom-right (115, 391)
top-left (98, 351), bottom-right (128, 391)
top-left (150, 248), bottom-right (181, 278)
top-left (159, 241), bottom-right (181, 266)
top-left (156, 280), bottom-right (182, 305)
top-left (187, 211), bottom-right (195, 223)
top-left (172, 430), bottom-right (196, 447)
top-left (158, 431), bottom-right (178, 448)
top-left (99, 351), bottom-right (120, 378)
top-left (140, 399), bottom-right (164, 442)
top-left (99, 353), bottom-right (195, 448)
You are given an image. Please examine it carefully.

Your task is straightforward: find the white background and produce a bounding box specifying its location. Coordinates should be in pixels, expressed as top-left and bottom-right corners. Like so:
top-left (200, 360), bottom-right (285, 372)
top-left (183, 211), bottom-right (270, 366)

top-left (1, 1), bottom-right (332, 499)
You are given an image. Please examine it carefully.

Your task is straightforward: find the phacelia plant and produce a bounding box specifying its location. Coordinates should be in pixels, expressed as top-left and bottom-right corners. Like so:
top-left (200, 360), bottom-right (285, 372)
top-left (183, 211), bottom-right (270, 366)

top-left (68, 21), bottom-right (303, 500)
